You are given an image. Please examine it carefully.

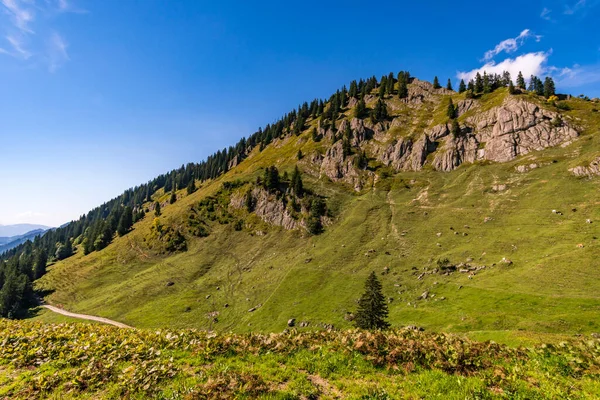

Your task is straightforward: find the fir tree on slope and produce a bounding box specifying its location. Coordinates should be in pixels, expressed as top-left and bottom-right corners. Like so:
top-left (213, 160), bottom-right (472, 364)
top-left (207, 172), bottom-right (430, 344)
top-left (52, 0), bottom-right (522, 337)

top-left (354, 271), bottom-right (390, 330)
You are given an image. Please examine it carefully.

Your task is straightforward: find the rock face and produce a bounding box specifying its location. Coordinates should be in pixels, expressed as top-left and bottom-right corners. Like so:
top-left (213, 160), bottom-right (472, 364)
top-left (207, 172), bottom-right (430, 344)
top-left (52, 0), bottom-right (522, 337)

top-left (230, 188), bottom-right (300, 230)
top-left (570, 157), bottom-right (600, 177)
top-left (319, 141), bottom-right (371, 191)
top-left (376, 97), bottom-right (579, 172)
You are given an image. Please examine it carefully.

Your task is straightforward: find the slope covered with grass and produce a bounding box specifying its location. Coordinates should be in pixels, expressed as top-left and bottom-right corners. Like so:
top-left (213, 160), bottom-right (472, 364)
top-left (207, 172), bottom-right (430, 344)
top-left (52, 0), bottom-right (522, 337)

top-left (33, 85), bottom-right (600, 344)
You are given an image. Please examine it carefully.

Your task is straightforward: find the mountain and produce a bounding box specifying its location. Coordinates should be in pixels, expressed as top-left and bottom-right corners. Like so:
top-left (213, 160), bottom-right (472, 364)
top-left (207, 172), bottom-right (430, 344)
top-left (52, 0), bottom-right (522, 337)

top-left (0, 224), bottom-right (50, 238)
top-left (5, 73), bottom-right (600, 343)
top-left (0, 229), bottom-right (48, 255)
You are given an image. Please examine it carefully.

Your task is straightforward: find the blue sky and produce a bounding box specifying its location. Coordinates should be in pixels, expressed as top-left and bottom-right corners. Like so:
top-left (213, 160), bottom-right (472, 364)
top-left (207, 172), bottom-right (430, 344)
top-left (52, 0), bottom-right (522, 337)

top-left (1, 0), bottom-right (599, 227)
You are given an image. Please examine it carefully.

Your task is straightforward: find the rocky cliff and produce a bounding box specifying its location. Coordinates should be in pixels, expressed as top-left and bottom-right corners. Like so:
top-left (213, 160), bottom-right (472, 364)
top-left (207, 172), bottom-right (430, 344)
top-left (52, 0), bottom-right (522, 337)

top-left (375, 96), bottom-right (579, 173)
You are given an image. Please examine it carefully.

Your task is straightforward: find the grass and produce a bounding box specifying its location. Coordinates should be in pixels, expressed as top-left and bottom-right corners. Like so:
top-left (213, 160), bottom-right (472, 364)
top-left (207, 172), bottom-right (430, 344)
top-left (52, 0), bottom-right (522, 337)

top-left (33, 87), bottom-right (600, 347)
top-left (2, 320), bottom-right (600, 399)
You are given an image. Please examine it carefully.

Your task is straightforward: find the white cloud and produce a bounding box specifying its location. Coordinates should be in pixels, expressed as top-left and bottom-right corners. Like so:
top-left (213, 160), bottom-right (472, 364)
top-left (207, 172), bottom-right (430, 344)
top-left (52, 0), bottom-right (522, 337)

top-left (554, 63), bottom-right (600, 88)
top-left (540, 7), bottom-right (553, 20)
top-left (47, 31), bottom-right (68, 72)
top-left (1, 0), bottom-right (34, 33)
top-left (482, 29), bottom-right (542, 62)
top-left (458, 52), bottom-right (549, 83)
top-left (0, 0), bottom-right (81, 71)
top-left (564, 0), bottom-right (586, 14)
top-left (6, 34), bottom-right (31, 58)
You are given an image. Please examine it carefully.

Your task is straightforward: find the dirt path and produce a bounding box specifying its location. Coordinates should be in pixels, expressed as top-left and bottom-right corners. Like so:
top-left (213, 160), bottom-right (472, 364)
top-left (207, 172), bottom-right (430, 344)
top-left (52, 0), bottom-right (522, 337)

top-left (42, 305), bottom-right (132, 328)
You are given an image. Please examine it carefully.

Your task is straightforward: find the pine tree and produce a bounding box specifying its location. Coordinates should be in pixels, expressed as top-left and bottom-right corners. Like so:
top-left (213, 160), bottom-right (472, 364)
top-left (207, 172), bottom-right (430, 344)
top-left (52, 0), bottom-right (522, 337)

top-left (117, 206), bottom-right (133, 236)
top-left (475, 73), bottom-right (483, 93)
top-left (355, 98), bottom-right (367, 119)
top-left (446, 78), bottom-right (453, 91)
top-left (433, 76), bottom-right (441, 89)
top-left (33, 249), bottom-right (47, 280)
top-left (543, 77), bottom-right (556, 98)
top-left (291, 166), bottom-right (303, 196)
top-left (528, 75), bottom-right (536, 91)
top-left (451, 119), bottom-right (461, 137)
top-left (264, 166), bottom-right (280, 191)
top-left (516, 71), bottom-right (526, 90)
top-left (447, 98), bottom-right (456, 119)
top-left (169, 190), bottom-right (177, 204)
top-left (311, 127), bottom-right (320, 142)
top-left (397, 71), bottom-right (409, 99)
top-left (483, 71), bottom-right (491, 93)
top-left (297, 149), bottom-right (303, 160)
top-left (371, 99), bottom-right (388, 123)
top-left (154, 201), bottom-right (161, 216)
top-left (458, 79), bottom-right (466, 93)
top-left (186, 179), bottom-right (196, 195)
top-left (354, 271), bottom-right (390, 330)
top-left (508, 80), bottom-right (516, 94)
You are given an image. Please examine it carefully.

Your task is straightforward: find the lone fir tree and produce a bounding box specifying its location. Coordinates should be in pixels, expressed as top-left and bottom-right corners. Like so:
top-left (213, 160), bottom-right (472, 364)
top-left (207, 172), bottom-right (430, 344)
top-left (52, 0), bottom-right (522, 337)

top-left (354, 271), bottom-right (390, 330)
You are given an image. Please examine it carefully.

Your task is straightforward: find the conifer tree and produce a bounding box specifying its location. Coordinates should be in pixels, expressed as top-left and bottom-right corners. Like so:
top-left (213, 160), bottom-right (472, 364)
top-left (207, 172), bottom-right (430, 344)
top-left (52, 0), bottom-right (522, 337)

top-left (483, 71), bottom-right (491, 93)
top-left (508, 80), bottom-right (516, 95)
top-left (354, 271), bottom-right (390, 330)
top-left (397, 71), bottom-right (409, 99)
top-left (451, 119), bottom-right (460, 137)
top-left (33, 249), bottom-right (47, 280)
top-left (117, 206), bottom-right (133, 236)
top-left (355, 98), bottom-right (367, 119)
top-left (475, 73), bottom-right (483, 93)
top-left (186, 179), bottom-right (196, 195)
top-left (433, 76), bottom-right (441, 89)
top-left (516, 71), bottom-right (526, 90)
top-left (543, 77), bottom-right (556, 98)
top-left (297, 149), bottom-right (303, 160)
top-left (311, 127), bottom-right (320, 142)
top-left (371, 99), bottom-right (388, 123)
top-left (291, 166), bottom-right (303, 196)
top-left (447, 98), bottom-right (456, 119)
top-left (458, 79), bottom-right (466, 93)
top-left (528, 75), bottom-right (536, 91)
top-left (170, 190), bottom-right (177, 204)
top-left (446, 78), bottom-right (453, 91)
top-left (154, 201), bottom-right (161, 216)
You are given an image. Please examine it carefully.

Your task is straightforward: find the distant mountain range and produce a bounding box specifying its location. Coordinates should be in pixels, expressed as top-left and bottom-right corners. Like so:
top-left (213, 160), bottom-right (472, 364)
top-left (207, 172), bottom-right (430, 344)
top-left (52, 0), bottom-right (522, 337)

top-left (0, 224), bottom-right (51, 238)
top-left (0, 224), bottom-right (52, 255)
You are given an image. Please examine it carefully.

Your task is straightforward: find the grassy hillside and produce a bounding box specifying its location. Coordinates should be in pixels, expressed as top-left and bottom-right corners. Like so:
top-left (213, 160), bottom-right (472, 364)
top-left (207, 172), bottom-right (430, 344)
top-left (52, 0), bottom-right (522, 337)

top-left (2, 320), bottom-right (600, 399)
top-left (34, 88), bottom-right (600, 344)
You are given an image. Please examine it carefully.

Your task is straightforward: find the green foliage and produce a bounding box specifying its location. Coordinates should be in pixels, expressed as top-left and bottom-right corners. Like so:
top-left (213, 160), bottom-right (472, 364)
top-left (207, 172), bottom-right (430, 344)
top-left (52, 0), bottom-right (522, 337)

top-left (306, 196), bottom-right (326, 235)
top-left (55, 239), bottom-right (73, 261)
top-left (432, 76), bottom-right (441, 89)
top-left (397, 71), bottom-right (409, 99)
top-left (154, 201), bottom-right (161, 217)
top-left (544, 77), bottom-right (556, 99)
top-left (311, 127), bottom-right (321, 142)
top-left (516, 71), bottom-right (526, 90)
top-left (354, 271), bottom-right (390, 330)
top-left (446, 98), bottom-right (456, 119)
top-left (296, 149), bottom-right (303, 160)
top-left (508, 80), bottom-right (516, 95)
top-left (169, 190), bottom-right (177, 204)
top-left (458, 79), bottom-right (466, 93)
top-left (263, 166), bottom-right (280, 192)
top-left (446, 78), bottom-right (452, 91)
top-left (186, 179), bottom-right (196, 195)
top-left (370, 99), bottom-right (388, 123)
top-left (290, 166), bottom-right (304, 196)
top-left (33, 249), bottom-right (47, 280)
top-left (451, 119), bottom-right (461, 137)
top-left (355, 98), bottom-right (367, 119)
top-left (117, 206), bottom-right (133, 236)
